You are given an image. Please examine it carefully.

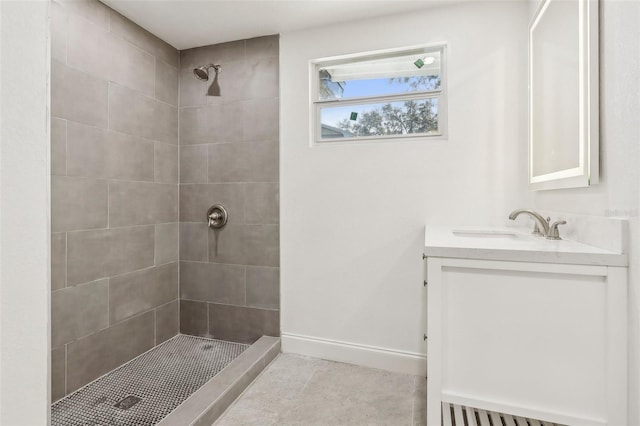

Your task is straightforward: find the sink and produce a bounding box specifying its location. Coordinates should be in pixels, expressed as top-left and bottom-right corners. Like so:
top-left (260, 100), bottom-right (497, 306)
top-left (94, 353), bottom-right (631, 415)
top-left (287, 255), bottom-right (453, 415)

top-left (452, 229), bottom-right (519, 239)
top-left (425, 225), bottom-right (628, 267)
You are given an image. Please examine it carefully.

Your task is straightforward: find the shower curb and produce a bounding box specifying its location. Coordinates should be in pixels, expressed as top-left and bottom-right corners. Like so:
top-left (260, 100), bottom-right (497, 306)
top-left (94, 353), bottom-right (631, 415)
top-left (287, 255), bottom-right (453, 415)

top-left (157, 335), bottom-right (281, 426)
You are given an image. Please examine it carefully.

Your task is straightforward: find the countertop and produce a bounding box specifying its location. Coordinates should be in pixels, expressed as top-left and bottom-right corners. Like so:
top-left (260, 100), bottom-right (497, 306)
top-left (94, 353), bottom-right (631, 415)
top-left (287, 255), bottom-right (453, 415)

top-left (424, 225), bottom-right (628, 266)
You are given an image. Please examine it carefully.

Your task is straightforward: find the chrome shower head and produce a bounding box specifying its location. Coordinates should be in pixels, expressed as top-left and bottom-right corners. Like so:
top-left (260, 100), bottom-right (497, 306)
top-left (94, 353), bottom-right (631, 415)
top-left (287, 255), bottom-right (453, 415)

top-left (193, 64), bottom-right (221, 81)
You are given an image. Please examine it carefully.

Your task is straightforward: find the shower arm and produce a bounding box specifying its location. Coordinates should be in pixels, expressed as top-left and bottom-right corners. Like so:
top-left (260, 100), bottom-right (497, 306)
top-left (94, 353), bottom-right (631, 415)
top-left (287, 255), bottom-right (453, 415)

top-left (205, 64), bottom-right (221, 73)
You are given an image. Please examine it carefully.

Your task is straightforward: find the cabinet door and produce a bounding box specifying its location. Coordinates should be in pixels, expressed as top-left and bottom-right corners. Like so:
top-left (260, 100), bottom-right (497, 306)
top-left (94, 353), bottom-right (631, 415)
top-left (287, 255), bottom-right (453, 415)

top-left (427, 257), bottom-right (626, 426)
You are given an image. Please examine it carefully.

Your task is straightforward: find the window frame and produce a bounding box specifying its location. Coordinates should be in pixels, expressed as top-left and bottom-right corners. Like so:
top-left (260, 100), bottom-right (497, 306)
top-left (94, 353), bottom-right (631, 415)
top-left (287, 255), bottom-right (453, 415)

top-left (310, 43), bottom-right (448, 145)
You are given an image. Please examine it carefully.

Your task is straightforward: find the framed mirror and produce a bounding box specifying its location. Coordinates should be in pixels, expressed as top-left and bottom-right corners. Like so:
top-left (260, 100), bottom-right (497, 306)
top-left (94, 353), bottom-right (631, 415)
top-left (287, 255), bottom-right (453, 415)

top-left (529, 0), bottom-right (599, 190)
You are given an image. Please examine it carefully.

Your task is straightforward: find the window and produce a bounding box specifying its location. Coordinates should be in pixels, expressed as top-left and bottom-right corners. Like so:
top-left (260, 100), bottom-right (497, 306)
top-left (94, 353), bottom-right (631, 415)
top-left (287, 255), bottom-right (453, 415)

top-left (312, 44), bottom-right (446, 144)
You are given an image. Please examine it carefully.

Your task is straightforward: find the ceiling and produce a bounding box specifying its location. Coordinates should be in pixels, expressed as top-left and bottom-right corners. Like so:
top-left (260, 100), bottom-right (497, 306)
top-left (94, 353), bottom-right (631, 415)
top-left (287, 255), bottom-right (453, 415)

top-left (100, 0), bottom-right (459, 50)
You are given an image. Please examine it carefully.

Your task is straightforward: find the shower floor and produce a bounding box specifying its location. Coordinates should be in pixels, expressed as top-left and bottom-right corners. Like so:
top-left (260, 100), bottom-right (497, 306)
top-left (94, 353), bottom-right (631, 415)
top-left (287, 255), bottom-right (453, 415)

top-left (51, 335), bottom-right (248, 426)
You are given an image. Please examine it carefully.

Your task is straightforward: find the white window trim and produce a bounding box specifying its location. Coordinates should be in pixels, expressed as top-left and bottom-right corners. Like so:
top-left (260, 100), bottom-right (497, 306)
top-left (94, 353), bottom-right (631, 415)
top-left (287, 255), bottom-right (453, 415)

top-left (310, 43), bottom-right (448, 146)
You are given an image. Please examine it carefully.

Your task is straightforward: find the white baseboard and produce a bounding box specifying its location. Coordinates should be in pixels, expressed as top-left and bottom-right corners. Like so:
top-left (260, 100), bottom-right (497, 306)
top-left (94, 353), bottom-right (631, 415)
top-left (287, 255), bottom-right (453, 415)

top-left (281, 332), bottom-right (427, 376)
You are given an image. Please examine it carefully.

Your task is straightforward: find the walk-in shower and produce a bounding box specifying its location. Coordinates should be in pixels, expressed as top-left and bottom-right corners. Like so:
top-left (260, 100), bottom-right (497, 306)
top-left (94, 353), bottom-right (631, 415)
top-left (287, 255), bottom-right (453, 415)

top-left (50, 0), bottom-right (280, 422)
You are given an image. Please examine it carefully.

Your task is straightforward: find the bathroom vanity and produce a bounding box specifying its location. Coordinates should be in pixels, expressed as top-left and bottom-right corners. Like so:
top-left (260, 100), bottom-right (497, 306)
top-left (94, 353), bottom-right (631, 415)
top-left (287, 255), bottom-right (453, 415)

top-left (424, 226), bottom-right (627, 426)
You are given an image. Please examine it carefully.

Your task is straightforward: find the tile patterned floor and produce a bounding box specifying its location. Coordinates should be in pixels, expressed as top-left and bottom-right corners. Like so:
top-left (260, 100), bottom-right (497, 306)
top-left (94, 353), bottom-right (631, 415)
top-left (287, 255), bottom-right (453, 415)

top-left (213, 354), bottom-right (426, 426)
top-left (51, 335), bottom-right (248, 426)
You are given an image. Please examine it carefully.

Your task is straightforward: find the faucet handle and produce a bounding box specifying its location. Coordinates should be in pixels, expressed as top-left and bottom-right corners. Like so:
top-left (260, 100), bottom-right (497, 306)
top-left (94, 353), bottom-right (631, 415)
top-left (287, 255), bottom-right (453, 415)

top-left (547, 220), bottom-right (566, 240)
top-left (532, 216), bottom-right (550, 236)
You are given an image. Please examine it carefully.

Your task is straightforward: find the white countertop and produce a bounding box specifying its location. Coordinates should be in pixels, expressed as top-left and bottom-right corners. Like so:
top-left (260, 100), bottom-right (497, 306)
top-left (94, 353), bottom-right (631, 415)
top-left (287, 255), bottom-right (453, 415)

top-left (424, 225), bottom-right (628, 266)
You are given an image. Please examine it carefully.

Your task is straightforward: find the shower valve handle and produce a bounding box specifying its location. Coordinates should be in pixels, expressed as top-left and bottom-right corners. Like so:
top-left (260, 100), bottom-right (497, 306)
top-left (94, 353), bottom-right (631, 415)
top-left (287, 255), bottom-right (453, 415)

top-left (207, 204), bottom-right (228, 229)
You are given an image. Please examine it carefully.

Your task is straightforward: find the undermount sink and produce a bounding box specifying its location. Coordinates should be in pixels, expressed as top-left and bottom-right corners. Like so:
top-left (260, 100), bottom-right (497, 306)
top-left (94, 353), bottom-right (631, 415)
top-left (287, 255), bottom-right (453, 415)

top-left (452, 229), bottom-right (519, 239)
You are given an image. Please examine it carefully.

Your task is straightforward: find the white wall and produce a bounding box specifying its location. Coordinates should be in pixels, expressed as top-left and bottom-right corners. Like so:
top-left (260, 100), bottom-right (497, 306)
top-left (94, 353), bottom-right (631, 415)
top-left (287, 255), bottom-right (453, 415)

top-left (280, 1), bottom-right (529, 373)
top-left (0, 1), bottom-right (51, 424)
top-left (529, 1), bottom-right (640, 423)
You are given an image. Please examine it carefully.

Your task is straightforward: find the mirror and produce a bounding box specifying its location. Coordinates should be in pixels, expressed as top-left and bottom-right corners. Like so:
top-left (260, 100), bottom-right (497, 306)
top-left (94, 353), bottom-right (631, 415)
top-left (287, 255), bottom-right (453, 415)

top-left (529, 0), bottom-right (599, 190)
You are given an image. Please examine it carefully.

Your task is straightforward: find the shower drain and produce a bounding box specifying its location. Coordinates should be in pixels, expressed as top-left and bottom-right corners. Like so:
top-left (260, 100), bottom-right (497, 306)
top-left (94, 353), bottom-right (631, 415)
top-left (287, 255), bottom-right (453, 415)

top-left (114, 395), bottom-right (142, 410)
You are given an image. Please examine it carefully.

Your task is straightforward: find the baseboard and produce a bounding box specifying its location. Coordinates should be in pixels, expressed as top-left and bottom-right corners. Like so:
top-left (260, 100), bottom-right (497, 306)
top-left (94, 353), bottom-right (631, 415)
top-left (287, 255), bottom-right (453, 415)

top-left (281, 332), bottom-right (426, 375)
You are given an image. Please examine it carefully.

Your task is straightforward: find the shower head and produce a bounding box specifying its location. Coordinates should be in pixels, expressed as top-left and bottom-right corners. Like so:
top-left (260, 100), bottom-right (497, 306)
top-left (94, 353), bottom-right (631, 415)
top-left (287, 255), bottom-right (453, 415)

top-left (193, 64), bottom-right (221, 81)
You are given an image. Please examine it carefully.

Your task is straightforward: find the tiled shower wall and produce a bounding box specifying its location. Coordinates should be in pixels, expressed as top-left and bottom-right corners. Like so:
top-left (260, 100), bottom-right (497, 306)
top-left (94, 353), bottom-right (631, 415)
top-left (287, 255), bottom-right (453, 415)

top-left (50, 0), bottom-right (179, 401)
top-left (178, 36), bottom-right (280, 343)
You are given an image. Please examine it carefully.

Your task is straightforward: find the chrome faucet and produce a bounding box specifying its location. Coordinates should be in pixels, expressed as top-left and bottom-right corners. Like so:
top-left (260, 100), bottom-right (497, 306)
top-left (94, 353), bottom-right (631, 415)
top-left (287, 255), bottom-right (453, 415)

top-left (509, 209), bottom-right (550, 237)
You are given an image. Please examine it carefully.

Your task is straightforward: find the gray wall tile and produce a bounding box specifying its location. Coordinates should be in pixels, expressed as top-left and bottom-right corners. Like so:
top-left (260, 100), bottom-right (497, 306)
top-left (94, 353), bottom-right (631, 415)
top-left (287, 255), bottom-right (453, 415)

top-left (245, 183), bottom-right (279, 224)
top-left (245, 35), bottom-right (279, 59)
top-left (51, 346), bottom-right (66, 402)
top-left (104, 130), bottom-right (155, 181)
top-left (246, 266), bottom-right (279, 310)
top-left (155, 223), bottom-right (179, 265)
top-left (52, 60), bottom-right (108, 127)
top-left (155, 41), bottom-right (179, 69)
top-left (109, 36), bottom-right (156, 97)
top-left (66, 13), bottom-right (111, 81)
top-left (180, 40), bottom-right (244, 70)
top-left (51, 279), bottom-right (109, 347)
top-left (109, 9), bottom-right (179, 67)
top-left (245, 225), bottom-right (279, 267)
top-left (208, 225), bottom-right (278, 267)
top-left (208, 224), bottom-right (246, 265)
top-left (208, 303), bottom-right (279, 344)
top-left (207, 140), bottom-right (278, 183)
top-left (180, 300), bottom-right (208, 337)
top-left (180, 145), bottom-right (208, 183)
top-left (207, 142), bottom-right (246, 183)
top-left (51, 0), bottom-right (180, 400)
top-left (180, 261), bottom-right (245, 304)
top-left (51, 118), bottom-right (66, 176)
top-left (109, 83), bottom-right (178, 144)
top-left (245, 139), bottom-right (279, 182)
top-left (156, 60), bottom-right (179, 105)
top-left (51, 232), bottom-right (67, 291)
top-left (109, 9), bottom-right (157, 56)
top-left (179, 103), bottom-right (243, 145)
top-left (155, 143), bottom-right (179, 184)
top-left (244, 98), bottom-right (279, 142)
top-left (179, 183), bottom-right (244, 223)
top-left (67, 226), bottom-right (155, 285)
top-left (109, 262), bottom-right (178, 324)
top-left (67, 13), bottom-right (155, 96)
top-left (178, 37), bottom-right (280, 343)
top-left (109, 181), bottom-right (178, 227)
top-left (155, 300), bottom-right (179, 344)
top-left (179, 68), bottom-right (208, 108)
top-left (51, 176), bottom-right (108, 232)
top-left (57, 0), bottom-right (109, 29)
top-left (180, 222), bottom-right (208, 262)
top-left (246, 56), bottom-right (278, 100)
top-left (66, 311), bottom-right (155, 392)
top-left (66, 122), bottom-right (154, 181)
top-left (65, 121), bottom-right (107, 177)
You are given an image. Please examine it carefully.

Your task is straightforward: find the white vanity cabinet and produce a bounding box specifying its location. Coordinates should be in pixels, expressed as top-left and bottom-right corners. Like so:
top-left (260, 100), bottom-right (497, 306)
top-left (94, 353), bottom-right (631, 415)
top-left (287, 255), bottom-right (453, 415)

top-left (425, 227), bottom-right (628, 426)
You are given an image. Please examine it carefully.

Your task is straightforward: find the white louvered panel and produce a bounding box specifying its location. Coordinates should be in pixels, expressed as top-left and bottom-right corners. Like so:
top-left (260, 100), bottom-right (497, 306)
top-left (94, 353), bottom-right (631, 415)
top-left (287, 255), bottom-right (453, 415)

top-left (465, 406), bottom-right (478, 426)
top-left (453, 404), bottom-right (465, 426)
top-left (489, 410), bottom-right (503, 426)
top-left (443, 402), bottom-right (453, 426)
top-left (440, 403), bottom-right (561, 426)
top-left (515, 416), bottom-right (529, 426)
top-left (477, 409), bottom-right (491, 426)
top-left (503, 414), bottom-right (517, 426)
